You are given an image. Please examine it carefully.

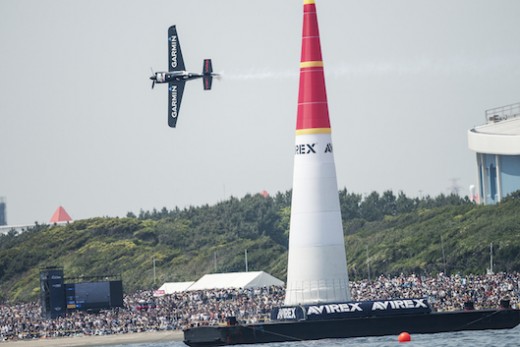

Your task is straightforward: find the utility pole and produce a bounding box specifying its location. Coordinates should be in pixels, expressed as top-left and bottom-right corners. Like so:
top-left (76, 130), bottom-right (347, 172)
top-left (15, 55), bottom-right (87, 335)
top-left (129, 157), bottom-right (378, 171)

top-left (214, 252), bottom-right (217, 272)
top-left (245, 249), bottom-right (248, 272)
top-left (153, 257), bottom-right (156, 286)
top-left (489, 242), bottom-right (494, 274)
top-left (441, 235), bottom-right (447, 274)
top-left (366, 245), bottom-right (371, 282)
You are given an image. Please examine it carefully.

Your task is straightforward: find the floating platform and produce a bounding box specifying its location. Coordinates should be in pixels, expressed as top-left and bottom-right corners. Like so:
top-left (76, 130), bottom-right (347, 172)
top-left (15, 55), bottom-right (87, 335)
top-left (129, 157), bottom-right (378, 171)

top-left (183, 299), bottom-right (520, 346)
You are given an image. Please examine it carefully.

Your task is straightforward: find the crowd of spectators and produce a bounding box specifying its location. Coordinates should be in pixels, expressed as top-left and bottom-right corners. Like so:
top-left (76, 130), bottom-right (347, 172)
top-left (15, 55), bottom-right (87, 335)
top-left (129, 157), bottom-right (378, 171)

top-left (1, 272), bottom-right (519, 342)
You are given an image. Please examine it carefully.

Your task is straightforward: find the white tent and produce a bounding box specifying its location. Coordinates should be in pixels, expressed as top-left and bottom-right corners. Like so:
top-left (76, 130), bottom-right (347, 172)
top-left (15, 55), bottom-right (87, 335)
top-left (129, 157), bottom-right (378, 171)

top-left (187, 271), bottom-right (284, 291)
top-left (156, 281), bottom-right (195, 295)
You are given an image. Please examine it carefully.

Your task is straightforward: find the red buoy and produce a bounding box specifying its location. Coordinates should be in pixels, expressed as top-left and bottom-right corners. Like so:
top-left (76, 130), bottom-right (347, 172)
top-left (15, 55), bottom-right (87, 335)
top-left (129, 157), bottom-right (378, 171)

top-left (398, 332), bottom-right (411, 342)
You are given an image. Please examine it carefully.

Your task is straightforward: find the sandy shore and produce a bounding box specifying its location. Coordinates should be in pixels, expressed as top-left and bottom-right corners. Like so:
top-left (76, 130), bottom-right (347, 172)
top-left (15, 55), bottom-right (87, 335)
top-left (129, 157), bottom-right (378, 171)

top-left (0, 330), bottom-right (184, 347)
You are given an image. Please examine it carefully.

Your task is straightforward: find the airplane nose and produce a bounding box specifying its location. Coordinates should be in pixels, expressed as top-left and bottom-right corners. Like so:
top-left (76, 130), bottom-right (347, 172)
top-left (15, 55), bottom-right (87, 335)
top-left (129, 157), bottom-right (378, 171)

top-left (149, 76), bottom-right (156, 80)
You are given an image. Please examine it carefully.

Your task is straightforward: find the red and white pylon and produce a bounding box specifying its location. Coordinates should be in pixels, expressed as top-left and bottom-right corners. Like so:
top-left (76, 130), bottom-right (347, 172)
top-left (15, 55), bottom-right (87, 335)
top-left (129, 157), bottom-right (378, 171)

top-left (285, 0), bottom-right (351, 306)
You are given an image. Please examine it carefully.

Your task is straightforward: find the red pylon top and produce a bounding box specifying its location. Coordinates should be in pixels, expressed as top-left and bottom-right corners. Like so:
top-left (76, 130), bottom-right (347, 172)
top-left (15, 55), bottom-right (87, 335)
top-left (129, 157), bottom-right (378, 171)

top-left (296, 0), bottom-right (331, 134)
top-left (49, 206), bottom-right (72, 223)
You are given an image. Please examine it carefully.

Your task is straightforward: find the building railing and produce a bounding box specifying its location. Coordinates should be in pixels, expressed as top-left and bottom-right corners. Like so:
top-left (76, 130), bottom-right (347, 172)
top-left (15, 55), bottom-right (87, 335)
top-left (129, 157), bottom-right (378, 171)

top-left (0, 224), bottom-right (36, 235)
top-left (485, 102), bottom-right (520, 123)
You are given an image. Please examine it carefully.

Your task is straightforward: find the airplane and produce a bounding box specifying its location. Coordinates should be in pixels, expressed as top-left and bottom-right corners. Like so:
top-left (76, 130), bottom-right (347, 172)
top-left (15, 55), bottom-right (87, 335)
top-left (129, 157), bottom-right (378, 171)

top-left (150, 25), bottom-right (218, 128)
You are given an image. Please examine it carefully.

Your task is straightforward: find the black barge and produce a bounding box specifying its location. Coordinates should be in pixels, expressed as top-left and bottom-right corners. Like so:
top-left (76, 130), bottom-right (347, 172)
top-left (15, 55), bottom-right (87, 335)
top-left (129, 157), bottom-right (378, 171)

top-left (183, 298), bottom-right (520, 346)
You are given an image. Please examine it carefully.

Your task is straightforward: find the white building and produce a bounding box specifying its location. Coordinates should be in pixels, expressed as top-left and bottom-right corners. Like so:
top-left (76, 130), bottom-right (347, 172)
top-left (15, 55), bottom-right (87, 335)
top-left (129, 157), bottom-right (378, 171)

top-left (467, 102), bottom-right (520, 204)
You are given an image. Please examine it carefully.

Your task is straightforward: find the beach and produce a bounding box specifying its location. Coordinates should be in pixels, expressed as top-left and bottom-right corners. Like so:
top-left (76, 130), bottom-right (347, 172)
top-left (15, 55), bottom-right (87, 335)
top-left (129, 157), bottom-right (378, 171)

top-left (0, 330), bottom-right (183, 347)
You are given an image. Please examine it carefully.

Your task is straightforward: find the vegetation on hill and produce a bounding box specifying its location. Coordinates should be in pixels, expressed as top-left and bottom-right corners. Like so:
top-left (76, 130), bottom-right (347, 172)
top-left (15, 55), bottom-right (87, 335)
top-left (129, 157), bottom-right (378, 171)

top-left (1, 189), bottom-right (519, 302)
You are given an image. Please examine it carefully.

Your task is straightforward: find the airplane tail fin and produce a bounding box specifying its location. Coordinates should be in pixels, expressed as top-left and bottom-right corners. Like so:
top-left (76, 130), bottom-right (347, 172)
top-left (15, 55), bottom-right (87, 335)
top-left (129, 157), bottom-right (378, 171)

top-left (203, 76), bottom-right (213, 90)
top-left (203, 59), bottom-right (213, 74)
top-left (203, 59), bottom-right (213, 90)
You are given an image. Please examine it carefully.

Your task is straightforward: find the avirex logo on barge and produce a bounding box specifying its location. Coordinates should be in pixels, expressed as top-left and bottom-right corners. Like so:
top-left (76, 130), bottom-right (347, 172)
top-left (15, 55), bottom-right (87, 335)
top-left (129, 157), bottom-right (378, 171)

top-left (272, 299), bottom-right (431, 322)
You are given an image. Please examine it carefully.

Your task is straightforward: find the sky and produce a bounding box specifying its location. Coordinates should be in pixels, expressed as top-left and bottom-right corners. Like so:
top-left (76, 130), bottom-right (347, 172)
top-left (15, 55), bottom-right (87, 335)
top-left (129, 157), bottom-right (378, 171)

top-left (1, 0), bottom-right (520, 225)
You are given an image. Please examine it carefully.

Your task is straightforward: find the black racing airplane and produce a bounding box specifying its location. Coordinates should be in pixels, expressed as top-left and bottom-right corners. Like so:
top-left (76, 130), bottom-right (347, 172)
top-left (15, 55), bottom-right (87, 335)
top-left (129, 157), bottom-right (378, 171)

top-left (150, 25), bottom-right (218, 128)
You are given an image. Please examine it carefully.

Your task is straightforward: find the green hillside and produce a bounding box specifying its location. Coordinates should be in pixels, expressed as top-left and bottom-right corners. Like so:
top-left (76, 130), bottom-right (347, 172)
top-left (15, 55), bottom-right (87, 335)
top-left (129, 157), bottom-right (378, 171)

top-left (1, 190), bottom-right (519, 302)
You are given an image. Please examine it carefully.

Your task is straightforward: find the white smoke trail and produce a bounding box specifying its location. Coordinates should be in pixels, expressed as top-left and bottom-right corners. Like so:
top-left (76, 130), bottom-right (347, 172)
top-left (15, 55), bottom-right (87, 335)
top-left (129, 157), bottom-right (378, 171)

top-left (219, 68), bottom-right (298, 81)
top-left (326, 55), bottom-right (519, 78)
top-left (216, 55), bottom-right (517, 82)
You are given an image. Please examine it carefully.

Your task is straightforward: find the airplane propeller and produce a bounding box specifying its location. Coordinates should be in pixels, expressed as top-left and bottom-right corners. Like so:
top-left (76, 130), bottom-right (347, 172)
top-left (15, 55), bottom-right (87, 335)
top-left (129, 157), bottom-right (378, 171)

top-left (150, 68), bottom-right (156, 89)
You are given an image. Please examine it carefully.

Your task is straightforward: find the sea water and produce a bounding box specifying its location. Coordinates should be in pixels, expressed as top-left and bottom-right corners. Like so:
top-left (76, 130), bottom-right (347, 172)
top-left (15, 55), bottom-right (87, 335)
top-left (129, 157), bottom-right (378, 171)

top-left (103, 325), bottom-right (520, 347)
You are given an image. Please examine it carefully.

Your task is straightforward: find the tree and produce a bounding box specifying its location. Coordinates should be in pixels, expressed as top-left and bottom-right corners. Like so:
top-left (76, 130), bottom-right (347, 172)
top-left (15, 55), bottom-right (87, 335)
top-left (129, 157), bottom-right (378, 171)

top-left (380, 190), bottom-right (397, 216)
top-left (396, 191), bottom-right (415, 214)
top-left (359, 191), bottom-right (383, 221)
top-left (339, 188), bottom-right (362, 220)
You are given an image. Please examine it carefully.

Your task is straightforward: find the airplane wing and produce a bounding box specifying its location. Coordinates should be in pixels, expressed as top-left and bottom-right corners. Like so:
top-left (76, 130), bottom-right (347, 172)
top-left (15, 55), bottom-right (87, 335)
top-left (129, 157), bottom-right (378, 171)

top-left (168, 25), bottom-right (185, 72)
top-left (168, 81), bottom-right (185, 128)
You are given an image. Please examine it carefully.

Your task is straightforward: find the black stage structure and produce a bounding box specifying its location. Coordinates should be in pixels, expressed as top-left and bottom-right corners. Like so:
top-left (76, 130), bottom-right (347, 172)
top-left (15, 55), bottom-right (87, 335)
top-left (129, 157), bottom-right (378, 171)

top-left (40, 267), bottom-right (123, 319)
